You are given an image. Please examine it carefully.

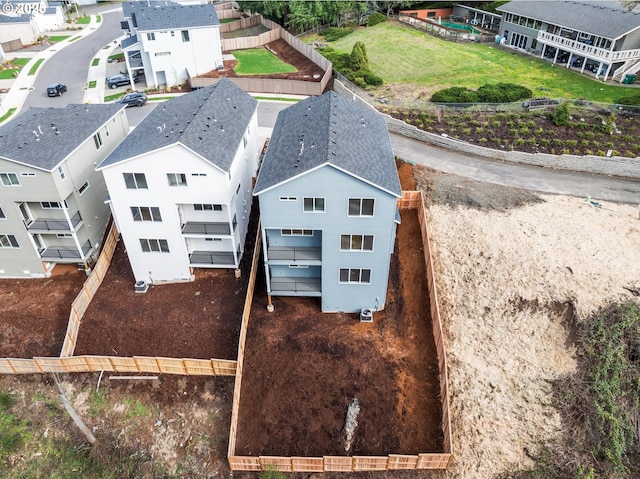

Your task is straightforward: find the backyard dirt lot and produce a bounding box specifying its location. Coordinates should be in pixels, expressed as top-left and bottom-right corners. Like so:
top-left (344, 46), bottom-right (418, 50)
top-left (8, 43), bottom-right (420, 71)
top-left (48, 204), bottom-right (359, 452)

top-left (0, 265), bottom-right (86, 358)
top-left (198, 39), bottom-right (326, 82)
top-left (72, 243), bottom-right (246, 360)
top-left (234, 194), bottom-right (444, 457)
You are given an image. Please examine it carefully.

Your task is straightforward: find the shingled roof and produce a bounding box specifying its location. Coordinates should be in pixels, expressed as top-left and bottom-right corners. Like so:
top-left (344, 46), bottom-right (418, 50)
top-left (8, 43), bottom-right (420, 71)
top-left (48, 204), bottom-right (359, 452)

top-left (497, 1), bottom-right (640, 39)
top-left (122, 1), bottom-right (219, 30)
top-left (0, 104), bottom-right (125, 171)
top-left (253, 92), bottom-right (401, 198)
top-left (98, 78), bottom-right (257, 172)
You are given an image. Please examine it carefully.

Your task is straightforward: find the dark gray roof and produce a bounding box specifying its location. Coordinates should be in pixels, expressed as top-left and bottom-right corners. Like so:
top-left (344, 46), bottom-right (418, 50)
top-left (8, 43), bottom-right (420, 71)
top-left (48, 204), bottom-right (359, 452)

top-left (0, 104), bottom-right (125, 171)
top-left (254, 92), bottom-right (401, 198)
top-left (98, 78), bottom-right (257, 171)
top-left (122, 1), bottom-right (219, 30)
top-left (497, 1), bottom-right (640, 39)
top-left (121, 34), bottom-right (139, 49)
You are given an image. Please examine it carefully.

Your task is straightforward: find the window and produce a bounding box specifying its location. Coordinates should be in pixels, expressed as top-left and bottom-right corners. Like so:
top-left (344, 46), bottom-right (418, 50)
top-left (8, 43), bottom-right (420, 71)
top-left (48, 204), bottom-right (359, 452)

top-left (243, 136), bottom-right (248, 148)
top-left (235, 183), bottom-right (241, 195)
top-left (340, 234), bottom-right (373, 251)
top-left (181, 30), bottom-right (190, 42)
top-left (105, 125), bottom-right (110, 137)
top-left (155, 52), bottom-right (171, 57)
top-left (194, 204), bottom-right (222, 211)
top-left (139, 238), bottom-right (169, 252)
top-left (348, 198), bottom-right (374, 216)
top-left (41, 201), bottom-right (63, 209)
top-left (57, 166), bottom-right (65, 180)
top-left (281, 229), bottom-right (313, 236)
top-left (147, 32), bottom-right (155, 40)
top-left (78, 181), bottom-right (90, 195)
top-left (0, 235), bottom-right (19, 248)
top-left (131, 206), bottom-right (162, 222)
top-left (20, 172), bottom-right (35, 177)
top-left (339, 268), bottom-right (371, 284)
top-left (124, 173), bottom-right (148, 189)
top-left (191, 173), bottom-right (206, 177)
top-left (171, 30), bottom-right (175, 36)
top-left (0, 207), bottom-right (5, 219)
top-left (93, 132), bottom-right (103, 150)
top-left (167, 173), bottom-right (187, 187)
top-left (303, 197), bottom-right (325, 212)
top-left (279, 196), bottom-right (297, 201)
top-left (56, 233), bottom-right (72, 238)
top-left (232, 213), bottom-right (237, 231)
top-left (1, 173), bottom-right (19, 186)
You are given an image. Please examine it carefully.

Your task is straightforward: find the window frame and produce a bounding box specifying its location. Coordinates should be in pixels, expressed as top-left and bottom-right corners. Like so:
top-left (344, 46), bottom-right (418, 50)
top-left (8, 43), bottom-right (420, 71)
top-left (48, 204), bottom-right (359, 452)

top-left (167, 173), bottom-right (187, 187)
top-left (0, 234), bottom-right (19, 248)
top-left (78, 181), bottom-right (90, 195)
top-left (0, 207), bottom-right (5, 219)
top-left (123, 173), bottom-right (148, 189)
top-left (139, 238), bottom-right (169, 253)
top-left (147, 32), bottom-right (156, 41)
top-left (93, 132), bottom-right (103, 150)
top-left (303, 197), bottom-right (325, 213)
top-left (281, 229), bottom-right (313, 236)
top-left (340, 234), bottom-right (374, 251)
top-left (181, 29), bottom-right (190, 42)
top-left (339, 268), bottom-right (371, 284)
top-left (131, 206), bottom-right (162, 222)
top-left (0, 173), bottom-right (20, 186)
top-left (347, 198), bottom-right (375, 217)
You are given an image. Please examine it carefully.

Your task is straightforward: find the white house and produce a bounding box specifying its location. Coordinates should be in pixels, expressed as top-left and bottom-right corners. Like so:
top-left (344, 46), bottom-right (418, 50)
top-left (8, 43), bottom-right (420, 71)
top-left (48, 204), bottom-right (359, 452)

top-left (97, 79), bottom-right (260, 286)
top-left (119, 1), bottom-right (223, 88)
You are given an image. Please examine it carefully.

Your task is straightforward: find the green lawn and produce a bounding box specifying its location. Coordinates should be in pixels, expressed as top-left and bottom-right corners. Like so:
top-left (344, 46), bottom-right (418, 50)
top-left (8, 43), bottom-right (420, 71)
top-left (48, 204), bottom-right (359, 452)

top-left (108, 53), bottom-right (124, 62)
top-left (104, 92), bottom-right (125, 102)
top-left (88, 80), bottom-right (96, 88)
top-left (0, 58), bottom-right (30, 79)
top-left (0, 108), bottom-right (17, 124)
top-left (91, 58), bottom-right (99, 67)
top-left (233, 48), bottom-right (297, 75)
top-left (27, 59), bottom-right (44, 76)
top-left (327, 22), bottom-right (631, 103)
top-left (48, 35), bottom-right (70, 43)
top-left (77, 15), bottom-right (90, 24)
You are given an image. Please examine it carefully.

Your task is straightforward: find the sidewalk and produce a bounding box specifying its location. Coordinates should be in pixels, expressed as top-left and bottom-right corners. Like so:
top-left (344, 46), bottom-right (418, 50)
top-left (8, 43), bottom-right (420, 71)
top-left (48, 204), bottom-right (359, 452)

top-left (0, 15), bottom-right (102, 124)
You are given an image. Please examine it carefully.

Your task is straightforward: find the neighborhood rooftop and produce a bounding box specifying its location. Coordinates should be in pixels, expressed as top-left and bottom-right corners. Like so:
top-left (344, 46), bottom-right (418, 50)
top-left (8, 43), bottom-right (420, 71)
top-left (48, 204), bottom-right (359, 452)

top-left (98, 79), bottom-right (257, 172)
top-left (122, 1), bottom-right (220, 30)
top-left (497, 0), bottom-right (640, 39)
top-left (0, 104), bottom-right (125, 171)
top-left (253, 91), bottom-right (402, 197)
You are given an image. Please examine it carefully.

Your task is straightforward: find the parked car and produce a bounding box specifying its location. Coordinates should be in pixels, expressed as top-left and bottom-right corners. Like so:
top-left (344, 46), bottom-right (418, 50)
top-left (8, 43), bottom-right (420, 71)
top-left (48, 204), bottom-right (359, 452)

top-left (47, 83), bottom-right (67, 97)
top-left (117, 91), bottom-right (148, 107)
top-left (106, 73), bottom-right (138, 89)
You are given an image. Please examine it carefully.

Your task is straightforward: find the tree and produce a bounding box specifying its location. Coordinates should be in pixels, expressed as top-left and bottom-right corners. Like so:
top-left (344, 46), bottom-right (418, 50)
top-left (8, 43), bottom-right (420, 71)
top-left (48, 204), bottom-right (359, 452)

top-left (349, 41), bottom-right (369, 71)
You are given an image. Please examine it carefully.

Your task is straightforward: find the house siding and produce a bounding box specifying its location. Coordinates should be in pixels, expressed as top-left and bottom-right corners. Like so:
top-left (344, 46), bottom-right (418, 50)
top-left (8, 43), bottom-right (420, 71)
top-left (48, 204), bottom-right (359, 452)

top-left (258, 166), bottom-right (397, 313)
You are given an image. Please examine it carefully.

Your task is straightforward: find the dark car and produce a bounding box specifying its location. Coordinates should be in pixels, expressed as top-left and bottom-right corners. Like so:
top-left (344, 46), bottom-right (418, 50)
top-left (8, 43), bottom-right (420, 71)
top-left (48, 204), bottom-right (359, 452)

top-left (47, 83), bottom-right (67, 97)
top-left (106, 73), bottom-right (138, 89)
top-left (118, 91), bottom-right (147, 107)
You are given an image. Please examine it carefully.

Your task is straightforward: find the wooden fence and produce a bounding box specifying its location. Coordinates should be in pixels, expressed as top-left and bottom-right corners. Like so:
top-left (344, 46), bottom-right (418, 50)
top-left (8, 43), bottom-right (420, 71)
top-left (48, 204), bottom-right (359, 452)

top-left (399, 13), bottom-right (491, 43)
top-left (227, 195), bottom-right (453, 471)
top-left (0, 220), bottom-right (237, 377)
top-left (193, 15), bottom-right (332, 96)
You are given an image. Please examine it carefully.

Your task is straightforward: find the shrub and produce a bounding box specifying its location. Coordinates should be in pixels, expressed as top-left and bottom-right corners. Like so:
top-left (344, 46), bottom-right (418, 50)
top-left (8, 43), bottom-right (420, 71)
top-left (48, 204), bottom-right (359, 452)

top-left (367, 12), bottom-right (387, 26)
top-left (552, 103), bottom-right (570, 126)
top-left (515, 138), bottom-right (525, 146)
top-left (430, 83), bottom-right (532, 103)
top-left (323, 27), bottom-right (354, 42)
top-left (360, 70), bottom-right (383, 86)
top-left (349, 41), bottom-right (369, 71)
top-left (616, 93), bottom-right (640, 105)
top-left (431, 86), bottom-right (470, 103)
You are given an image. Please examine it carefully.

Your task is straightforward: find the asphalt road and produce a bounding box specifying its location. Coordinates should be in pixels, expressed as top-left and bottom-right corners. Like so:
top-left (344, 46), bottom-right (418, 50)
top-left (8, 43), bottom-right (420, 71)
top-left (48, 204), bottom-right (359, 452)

top-left (22, 7), bottom-right (123, 109)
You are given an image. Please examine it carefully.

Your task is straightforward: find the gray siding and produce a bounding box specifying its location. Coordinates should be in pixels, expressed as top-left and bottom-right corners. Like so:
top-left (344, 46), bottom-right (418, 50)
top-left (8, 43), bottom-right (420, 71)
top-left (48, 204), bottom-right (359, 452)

top-left (258, 165), bottom-right (397, 313)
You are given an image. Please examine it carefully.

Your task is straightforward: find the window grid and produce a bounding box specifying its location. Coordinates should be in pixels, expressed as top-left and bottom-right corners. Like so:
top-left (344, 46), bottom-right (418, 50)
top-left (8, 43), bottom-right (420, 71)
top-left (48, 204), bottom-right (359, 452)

top-left (281, 229), bottom-right (313, 236)
top-left (1, 173), bottom-right (20, 186)
top-left (93, 132), bottom-right (103, 150)
top-left (0, 234), bottom-right (19, 248)
top-left (348, 198), bottom-right (374, 217)
top-left (78, 181), bottom-right (90, 195)
top-left (131, 206), bottom-right (162, 222)
top-left (124, 173), bottom-right (148, 189)
top-left (279, 196), bottom-right (297, 201)
top-left (340, 234), bottom-right (373, 251)
top-left (181, 30), bottom-right (190, 42)
top-left (41, 201), bottom-right (64, 209)
top-left (303, 197), bottom-right (325, 213)
top-left (139, 238), bottom-right (169, 253)
top-left (167, 173), bottom-right (187, 186)
top-left (339, 268), bottom-right (371, 284)
top-left (194, 204), bottom-right (222, 211)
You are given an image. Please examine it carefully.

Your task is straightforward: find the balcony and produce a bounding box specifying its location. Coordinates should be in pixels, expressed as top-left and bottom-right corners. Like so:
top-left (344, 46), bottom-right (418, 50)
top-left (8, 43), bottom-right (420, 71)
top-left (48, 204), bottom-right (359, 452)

top-left (40, 239), bottom-right (92, 262)
top-left (270, 277), bottom-right (321, 296)
top-left (189, 251), bottom-right (235, 266)
top-left (266, 246), bottom-right (321, 264)
top-left (182, 222), bottom-right (231, 236)
top-left (26, 212), bottom-right (83, 233)
top-left (538, 31), bottom-right (640, 64)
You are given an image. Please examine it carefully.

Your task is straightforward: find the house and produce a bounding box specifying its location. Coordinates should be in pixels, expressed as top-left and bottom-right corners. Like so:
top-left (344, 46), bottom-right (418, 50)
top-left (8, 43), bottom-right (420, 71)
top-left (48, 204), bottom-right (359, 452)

top-left (97, 78), bottom-right (260, 286)
top-left (119, 1), bottom-right (223, 88)
top-left (497, 0), bottom-right (640, 82)
top-left (0, 104), bottom-right (129, 278)
top-left (0, 14), bottom-right (41, 48)
top-left (253, 92), bottom-right (402, 314)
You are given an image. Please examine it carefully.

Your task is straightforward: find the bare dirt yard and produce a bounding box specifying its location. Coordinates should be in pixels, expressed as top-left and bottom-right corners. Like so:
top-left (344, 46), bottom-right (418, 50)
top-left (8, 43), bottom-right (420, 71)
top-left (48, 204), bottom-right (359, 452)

top-left (234, 204), bottom-right (443, 457)
top-left (197, 39), bottom-right (326, 83)
top-left (0, 265), bottom-right (86, 358)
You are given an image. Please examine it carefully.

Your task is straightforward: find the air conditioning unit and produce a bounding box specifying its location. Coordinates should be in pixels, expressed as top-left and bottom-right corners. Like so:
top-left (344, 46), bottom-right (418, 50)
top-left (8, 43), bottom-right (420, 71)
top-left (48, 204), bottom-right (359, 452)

top-left (360, 308), bottom-right (373, 323)
top-left (134, 280), bottom-right (149, 293)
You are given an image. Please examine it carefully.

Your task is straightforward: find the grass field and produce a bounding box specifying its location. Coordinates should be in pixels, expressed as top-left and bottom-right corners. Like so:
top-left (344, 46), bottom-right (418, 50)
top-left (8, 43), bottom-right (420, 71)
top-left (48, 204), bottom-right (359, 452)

top-left (91, 58), bottom-right (99, 67)
top-left (0, 108), bottom-right (17, 124)
top-left (27, 59), bottom-right (44, 76)
top-left (233, 48), bottom-right (297, 75)
top-left (48, 35), bottom-right (71, 43)
top-left (77, 15), bottom-right (91, 24)
top-left (326, 22), bottom-right (632, 103)
top-left (0, 58), bottom-right (29, 79)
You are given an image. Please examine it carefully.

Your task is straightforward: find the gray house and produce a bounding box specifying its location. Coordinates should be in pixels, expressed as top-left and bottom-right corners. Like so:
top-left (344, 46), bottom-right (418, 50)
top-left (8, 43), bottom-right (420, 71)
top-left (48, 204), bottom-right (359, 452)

top-left (0, 104), bottom-right (129, 278)
top-left (254, 92), bottom-right (402, 314)
top-left (497, 1), bottom-right (640, 82)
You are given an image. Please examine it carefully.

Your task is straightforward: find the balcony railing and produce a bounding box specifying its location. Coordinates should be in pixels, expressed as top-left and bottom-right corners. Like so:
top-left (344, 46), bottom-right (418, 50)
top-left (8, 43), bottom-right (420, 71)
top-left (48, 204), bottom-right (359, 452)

top-left (267, 246), bottom-right (321, 262)
top-left (189, 251), bottom-right (235, 266)
top-left (538, 31), bottom-right (640, 63)
top-left (40, 239), bottom-right (91, 261)
top-left (182, 221), bottom-right (231, 236)
top-left (270, 277), bottom-right (322, 295)
top-left (26, 211), bottom-right (82, 232)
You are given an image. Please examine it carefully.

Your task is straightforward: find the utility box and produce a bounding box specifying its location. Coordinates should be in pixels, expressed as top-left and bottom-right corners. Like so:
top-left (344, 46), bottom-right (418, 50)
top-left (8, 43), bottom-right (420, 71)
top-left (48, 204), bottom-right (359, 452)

top-left (360, 308), bottom-right (373, 322)
top-left (623, 74), bottom-right (637, 84)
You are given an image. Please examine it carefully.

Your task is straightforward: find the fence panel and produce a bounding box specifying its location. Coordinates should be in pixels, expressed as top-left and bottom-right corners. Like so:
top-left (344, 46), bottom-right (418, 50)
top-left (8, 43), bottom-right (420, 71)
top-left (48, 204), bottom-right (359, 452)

top-left (291, 457), bottom-right (324, 472)
top-left (417, 453), bottom-right (452, 469)
top-left (34, 357), bottom-right (70, 373)
top-left (260, 457), bottom-right (293, 472)
top-left (210, 359), bottom-right (236, 376)
top-left (323, 456), bottom-right (353, 472)
top-left (155, 357), bottom-right (187, 375)
top-left (133, 356), bottom-right (161, 373)
top-left (7, 359), bottom-right (42, 374)
top-left (388, 454), bottom-right (419, 469)
top-left (59, 356), bottom-right (92, 372)
top-left (353, 456), bottom-right (388, 471)
top-left (0, 359), bottom-right (16, 374)
top-left (109, 357), bottom-right (139, 373)
top-left (228, 456), bottom-right (261, 471)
